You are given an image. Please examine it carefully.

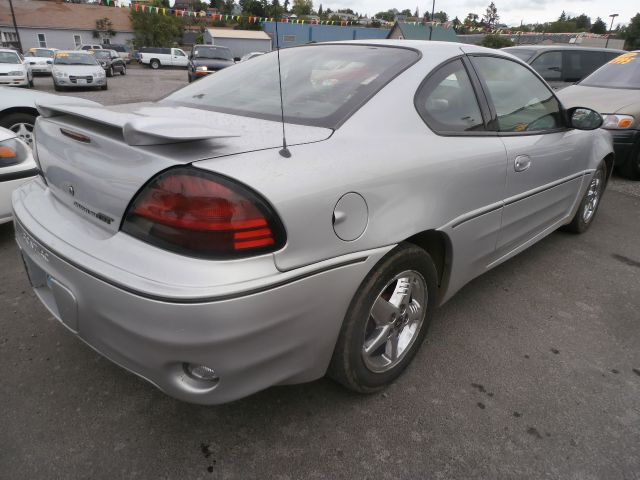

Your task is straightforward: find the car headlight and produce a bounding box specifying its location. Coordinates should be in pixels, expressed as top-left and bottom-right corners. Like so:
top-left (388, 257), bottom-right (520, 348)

top-left (196, 66), bottom-right (208, 71)
top-left (53, 70), bottom-right (66, 77)
top-left (0, 138), bottom-right (30, 167)
top-left (602, 114), bottom-right (635, 130)
top-left (7, 71), bottom-right (24, 76)
top-left (96, 70), bottom-right (105, 77)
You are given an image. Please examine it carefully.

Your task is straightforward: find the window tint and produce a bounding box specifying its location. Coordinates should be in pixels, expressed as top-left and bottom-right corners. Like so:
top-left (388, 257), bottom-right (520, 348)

top-left (415, 59), bottom-right (485, 133)
top-left (530, 51), bottom-right (562, 81)
top-left (472, 56), bottom-right (562, 133)
top-left (563, 51), bottom-right (606, 82)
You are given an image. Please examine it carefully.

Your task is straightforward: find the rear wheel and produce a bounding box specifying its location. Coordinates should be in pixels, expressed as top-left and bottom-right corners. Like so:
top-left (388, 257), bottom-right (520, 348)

top-left (107, 66), bottom-right (114, 77)
top-left (328, 243), bottom-right (437, 393)
top-left (150, 59), bottom-right (160, 70)
top-left (120, 64), bottom-right (126, 76)
top-left (0, 112), bottom-right (36, 148)
top-left (101, 83), bottom-right (108, 91)
top-left (564, 161), bottom-right (607, 233)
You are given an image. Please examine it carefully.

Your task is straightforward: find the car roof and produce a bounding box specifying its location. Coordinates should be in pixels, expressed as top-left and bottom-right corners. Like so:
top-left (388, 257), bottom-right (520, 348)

top-left (57, 50), bottom-right (92, 54)
top-left (309, 39), bottom-right (504, 57)
top-left (503, 45), bottom-right (626, 53)
top-left (0, 48), bottom-right (20, 53)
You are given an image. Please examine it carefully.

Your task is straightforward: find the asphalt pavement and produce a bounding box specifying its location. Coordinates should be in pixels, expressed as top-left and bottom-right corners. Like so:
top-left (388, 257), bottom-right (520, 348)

top-left (1, 69), bottom-right (639, 479)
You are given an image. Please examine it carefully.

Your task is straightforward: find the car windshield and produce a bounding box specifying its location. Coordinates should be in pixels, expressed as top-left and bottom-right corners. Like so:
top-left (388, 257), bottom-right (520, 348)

top-left (54, 52), bottom-right (97, 65)
top-left (164, 45), bottom-right (419, 128)
top-left (580, 52), bottom-right (640, 89)
top-left (28, 49), bottom-right (55, 58)
top-left (93, 50), bottom-right (111, 59)
top-left (502, 48), bottom-right (536, 61)
top-left (0, 51), bottom-right (20, 64)
top-left (193, 46), bottom-right (232, 60)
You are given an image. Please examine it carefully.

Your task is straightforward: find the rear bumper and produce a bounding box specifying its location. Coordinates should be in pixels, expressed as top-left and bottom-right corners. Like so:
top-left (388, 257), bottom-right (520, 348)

top-left (12, 182), bottom-right (391, 404)
top-left (609, 129), bottom-right (640, 166)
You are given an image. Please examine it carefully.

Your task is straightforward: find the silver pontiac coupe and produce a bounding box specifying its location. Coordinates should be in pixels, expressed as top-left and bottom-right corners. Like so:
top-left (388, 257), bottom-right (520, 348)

top-left (13, 41), bottom-right (613, 404)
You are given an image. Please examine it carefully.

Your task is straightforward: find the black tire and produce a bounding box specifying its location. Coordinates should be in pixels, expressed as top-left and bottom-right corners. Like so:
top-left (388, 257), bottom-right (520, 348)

top-left (328, 243), bottom-right (438, 393)
top-left (150, 59), bottom-right (160, 70)
top-left (563, 161), bottom-right (607, 234)
top-left (188, 73), bottom-right (192, 83)
top-left (53, 81), bottom-right (62, 91)
top-left (101, 83), bottom-right (108, 91)
top-left (0, 112), bottom-right (36, 147)
top-left (107, 66), bottom-right (114, 77)
top-left (618, 147), bottom-right (640, 180)
top-left (120, 64), bottom-right (126, 76)
top-left (28, 76), bottom-right (34, 88)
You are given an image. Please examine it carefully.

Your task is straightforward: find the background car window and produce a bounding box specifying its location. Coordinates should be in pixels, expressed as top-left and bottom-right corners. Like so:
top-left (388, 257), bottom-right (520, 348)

top-left (472, 56), bottom-right (562, 133)
top-left (563, 51), bottom-right (604, 82)
top-left (580, 52), bottom-right (640, 89)
top-left (530, 51), bottom-right (562, 81)
top-left (502, 48), bottom-right (536, 61)
top-left (414, 59), bottom-right (485, 133)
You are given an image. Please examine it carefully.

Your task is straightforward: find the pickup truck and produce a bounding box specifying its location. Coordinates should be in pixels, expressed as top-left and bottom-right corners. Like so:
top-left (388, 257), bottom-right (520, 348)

top-left (139, 47), bottom-right (189, 69)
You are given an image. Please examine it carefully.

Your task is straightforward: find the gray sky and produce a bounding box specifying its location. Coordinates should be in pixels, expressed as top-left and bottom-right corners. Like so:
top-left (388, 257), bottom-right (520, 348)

top-left (319, 0), bottom-right (638, 27)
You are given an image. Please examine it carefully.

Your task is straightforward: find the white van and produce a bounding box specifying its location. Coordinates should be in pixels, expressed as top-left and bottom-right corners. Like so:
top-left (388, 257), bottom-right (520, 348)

top-left (139, 47), bottom-right (188, 69)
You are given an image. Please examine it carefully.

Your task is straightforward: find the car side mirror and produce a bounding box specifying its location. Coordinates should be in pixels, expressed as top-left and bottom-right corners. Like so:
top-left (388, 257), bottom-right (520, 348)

top-left (568, 107), bottom-right (603, 131)
top-left (234, 57), bottom-right (240, 62)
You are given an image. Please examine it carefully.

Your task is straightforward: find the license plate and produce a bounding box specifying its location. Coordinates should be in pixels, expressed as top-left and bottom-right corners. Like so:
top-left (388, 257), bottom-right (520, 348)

top-left (76, 78), bottom-right (87, 85)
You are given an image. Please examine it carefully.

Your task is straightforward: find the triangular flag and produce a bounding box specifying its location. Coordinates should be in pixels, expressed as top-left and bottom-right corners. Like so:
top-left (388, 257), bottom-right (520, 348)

top-left (134, 3), bottom-right (139, 11)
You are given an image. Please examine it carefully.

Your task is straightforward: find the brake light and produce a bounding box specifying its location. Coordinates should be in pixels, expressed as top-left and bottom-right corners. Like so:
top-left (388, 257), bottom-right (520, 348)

top-left (122, 167), bottom-right (286, 259)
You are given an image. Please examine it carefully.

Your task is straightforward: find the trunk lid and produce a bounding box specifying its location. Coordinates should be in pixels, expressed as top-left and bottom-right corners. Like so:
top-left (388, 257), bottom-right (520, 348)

top-left (35, 100), bottom-right (332, 234)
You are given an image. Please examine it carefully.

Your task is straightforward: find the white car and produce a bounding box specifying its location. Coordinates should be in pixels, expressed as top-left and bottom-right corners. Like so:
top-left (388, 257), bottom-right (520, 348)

top-left (139, 47), bottom-right (189, 69)
top-left (52, 50), bottom-right (107, 91)
top-left (0, 49), bottom-right (33, 88)
top-left (25, 47), bottom-right (58, 75)
top-left (0, 126), bottom-right (36, 224)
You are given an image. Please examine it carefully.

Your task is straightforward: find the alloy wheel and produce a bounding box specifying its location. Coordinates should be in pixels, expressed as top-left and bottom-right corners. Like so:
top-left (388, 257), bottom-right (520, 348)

top-left (582, 169), bottom-right (603, 223)
top-left (10, 122), bottom-right (34, 148)
top-left (361, 270), bottom-right (427, 373)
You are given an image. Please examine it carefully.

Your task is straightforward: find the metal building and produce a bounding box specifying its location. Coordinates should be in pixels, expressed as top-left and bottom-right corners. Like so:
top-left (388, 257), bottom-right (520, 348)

top-left (203, 28), bottom-right (272, 58)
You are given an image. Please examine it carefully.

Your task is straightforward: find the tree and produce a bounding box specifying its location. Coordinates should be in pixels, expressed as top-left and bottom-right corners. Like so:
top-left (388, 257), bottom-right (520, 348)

top-left (433, 11), bottom-right (448, 22)
top-left (414, 7), bottom-right (419, 18)
top-left (482, 2), bottom-right (499, 30)
top-left (465, 13), bottom-right (479, 27)
top-left (375, 10), bottom-right (395, 22)
top-left (291, 0), bottom-right (312, 15)
top-left (93, 17), bottom-right (116, 41)
top-left (481, 33), bottom-right (513, 48)
top-left (558, 11), bottom-right (566, 22)
top-left (317, 3), bottom-right (322, 16)
top-left (209, 0), bottom-right (216, 7)
top-left (574, 14), bottom-right (591, 31)
top-left (129, 0), bottom-right (183, 48)
top-left (591, 17), bottom-right (607, 34)
top-left (621, 13), bottom-right (640, 50)
top-left (400, 9), bottom-right (412, 17)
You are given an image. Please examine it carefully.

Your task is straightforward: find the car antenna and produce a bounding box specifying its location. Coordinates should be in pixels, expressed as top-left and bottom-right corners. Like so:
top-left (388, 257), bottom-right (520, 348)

top-left (274, 20), bottom-right (291, 158)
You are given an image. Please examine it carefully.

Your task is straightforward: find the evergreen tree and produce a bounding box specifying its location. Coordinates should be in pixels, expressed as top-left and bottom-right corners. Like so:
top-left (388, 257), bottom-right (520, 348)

top-left (591, 17), bottom-right (607, 34)
top-left (482, 2), bottom-right (499, 30)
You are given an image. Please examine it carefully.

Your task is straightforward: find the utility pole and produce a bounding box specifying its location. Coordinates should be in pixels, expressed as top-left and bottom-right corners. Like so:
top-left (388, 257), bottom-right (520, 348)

top-left (8, 0), bottom-right (23, 53)
top-left (428, 0), bottom-right (435, 40)
top-left (605, 13), bottom-right (618, 48)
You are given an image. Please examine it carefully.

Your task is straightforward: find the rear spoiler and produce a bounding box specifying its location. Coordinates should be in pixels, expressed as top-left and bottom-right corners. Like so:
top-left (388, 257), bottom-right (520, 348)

top-left (36, 99), bottom-right (239, 146)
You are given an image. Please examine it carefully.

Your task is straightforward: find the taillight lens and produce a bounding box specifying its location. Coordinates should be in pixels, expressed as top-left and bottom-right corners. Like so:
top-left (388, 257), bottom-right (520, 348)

top-left (122, 167), bottom-right (286, 259)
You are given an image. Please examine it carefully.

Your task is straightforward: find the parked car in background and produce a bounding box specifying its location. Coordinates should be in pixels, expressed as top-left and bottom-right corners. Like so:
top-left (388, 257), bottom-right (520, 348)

top-left (240, 51), bottom-right (265, 62)
top-left (76, 44), bottom-right (103, 51)
top-left (25, 48), bottom-right (57, 75)
top-left (90, 49), bottom-right (126, 77)
top-left (0, 126), bottom-right (37, 224)
top-left (558, 51), bottom-right (640, 179)
top-left (12, 41), bottom-right (613, 405)
top-left (139, 47), bottom-right (189, 69)
top-left (104, 44), bottom-right (131, 64)
top-left (52, 50), bottom-right (107, 91)
top-left (502, 45), bottom-right (625, 90)
top-left (0, 49), bottom-right (33, 88)
top-left (187, 45), bottom-right (234, 82)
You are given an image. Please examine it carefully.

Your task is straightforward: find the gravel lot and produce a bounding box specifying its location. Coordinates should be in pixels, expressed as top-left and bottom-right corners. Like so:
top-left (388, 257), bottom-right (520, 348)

top-left (1, 68), bottom-right (640, 479)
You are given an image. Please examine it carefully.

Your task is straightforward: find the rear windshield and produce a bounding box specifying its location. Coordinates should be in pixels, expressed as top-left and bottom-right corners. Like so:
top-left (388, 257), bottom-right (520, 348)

top-left (502, 48), bottom-right (536, 61)
top-left (108, 45), bottom-right (128, 52)
top-left (54, 52), bottom-right (97, 65)
top-left (580, 52), bottom-right (640, 89)
top-left (193, 46), bottom-right (232, 60)
top-left (0, 51), bottom-right (20, 64)
top-left (163, 44), bottom-right (419, 129)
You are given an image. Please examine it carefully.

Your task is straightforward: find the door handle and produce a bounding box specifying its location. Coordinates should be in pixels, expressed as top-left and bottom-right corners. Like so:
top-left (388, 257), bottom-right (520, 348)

top-left (514, 155), bottom-right (531, 172)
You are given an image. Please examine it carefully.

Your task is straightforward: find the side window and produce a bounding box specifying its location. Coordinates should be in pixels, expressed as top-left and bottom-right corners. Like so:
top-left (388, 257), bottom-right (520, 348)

top-left (563, 51), bottom-right (606, 82)
top-left (472, 56), bottom-right (562, 133)
top-left (530, 51), bottom-right (562, 81)
top-left (415, 59), bottom-right (485, 133)
top-left (174, 49), bottom-right (185, 57)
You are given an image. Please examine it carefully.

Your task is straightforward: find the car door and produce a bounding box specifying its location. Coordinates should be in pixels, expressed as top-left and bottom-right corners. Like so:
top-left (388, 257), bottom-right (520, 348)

top-left (171, 48), bottom-right (188, 67)
top-left (413, 57), bottom-right (508, 295)
top-left (469, 55), bottom-right (589, 259)
top-left (529, 50), bottom-right (563, 89)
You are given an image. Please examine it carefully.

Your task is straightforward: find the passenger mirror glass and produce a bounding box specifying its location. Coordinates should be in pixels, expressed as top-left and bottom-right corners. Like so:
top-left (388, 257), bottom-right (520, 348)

top-left (568, 107), bottom-right (603, 131)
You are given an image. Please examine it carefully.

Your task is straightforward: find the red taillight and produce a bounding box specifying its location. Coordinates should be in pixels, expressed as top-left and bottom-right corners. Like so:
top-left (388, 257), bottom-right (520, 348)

top-left (122, 168), bottom-right (285, 259)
